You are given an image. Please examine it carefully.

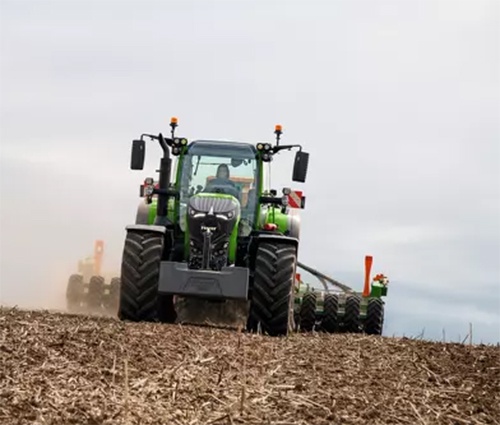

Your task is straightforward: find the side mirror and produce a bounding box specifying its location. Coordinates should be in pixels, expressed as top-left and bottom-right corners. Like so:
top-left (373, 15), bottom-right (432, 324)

top-left (292, 151), bottom-right (309, 182)
top-left (131, 139), bottom-right (145, 170)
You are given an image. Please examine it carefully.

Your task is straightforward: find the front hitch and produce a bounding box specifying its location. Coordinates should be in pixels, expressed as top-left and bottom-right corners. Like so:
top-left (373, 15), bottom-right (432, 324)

top-left (201, 227), bottom-right (214, 270)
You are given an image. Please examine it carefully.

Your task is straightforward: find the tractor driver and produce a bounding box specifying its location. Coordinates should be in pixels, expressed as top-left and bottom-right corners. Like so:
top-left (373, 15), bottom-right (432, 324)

top-left (204, 164), bottom-right (240, 199)
top-left (215, 164), bottom-right (235, 186)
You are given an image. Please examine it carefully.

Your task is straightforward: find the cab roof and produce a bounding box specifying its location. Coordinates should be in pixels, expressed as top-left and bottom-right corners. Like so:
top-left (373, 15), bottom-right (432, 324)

top-left (188, 139), bottom-right (258, 158)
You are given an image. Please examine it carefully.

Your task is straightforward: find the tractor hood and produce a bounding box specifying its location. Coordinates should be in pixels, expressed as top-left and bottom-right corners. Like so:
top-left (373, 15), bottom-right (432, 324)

top-left (186, 193), bottom-right (241, 270)
top-left (188, 193), bottom-right (240, 221)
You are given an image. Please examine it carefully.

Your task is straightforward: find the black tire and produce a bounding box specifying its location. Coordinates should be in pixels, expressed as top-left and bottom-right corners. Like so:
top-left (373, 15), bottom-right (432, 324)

top-left (247, 242), bottom-right (297, 336)
top-left (118, 229), bottom-right (165, 322)
top-left (342, 294), bottom-right (361, 333)
top-left (364, 297), bottom-right (384, 335)
top-left (321, 293), bottom-right (339, 333)
top-left (103, 277), bottom-right (121, 313)
top-left (299, 291), bottom-right (317, 332)
top-left (87, 275), bottom-right (105, 310)
top-left (66, 274), bottom-right (84, 311)
top-left (109, 277), bottom-right (121, 301)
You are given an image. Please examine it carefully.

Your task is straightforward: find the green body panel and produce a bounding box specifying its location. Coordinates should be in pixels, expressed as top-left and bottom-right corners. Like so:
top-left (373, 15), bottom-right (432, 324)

top-left (260, 205), bottom-right (290, 233)
top-left (182, 192), bottom-right (241, 264)
top-left (370, 282), bottom-right (388, 297)
top-left (146, 198), bottom-right (175, 225)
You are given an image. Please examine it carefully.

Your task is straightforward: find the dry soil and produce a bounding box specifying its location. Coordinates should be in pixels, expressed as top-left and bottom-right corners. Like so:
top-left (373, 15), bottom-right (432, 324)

top-left (0, 307), bottom-right (499, 425)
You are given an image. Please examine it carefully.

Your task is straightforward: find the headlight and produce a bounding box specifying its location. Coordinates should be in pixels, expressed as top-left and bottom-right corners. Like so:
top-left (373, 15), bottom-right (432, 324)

top-left (189, 207), bottom-right (207, 219)
top-left (216, 210), bottom-right (235, 220)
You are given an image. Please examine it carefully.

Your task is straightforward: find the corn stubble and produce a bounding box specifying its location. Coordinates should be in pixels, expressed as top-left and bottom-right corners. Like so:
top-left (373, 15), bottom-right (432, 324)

top-left (0, 307), bottom-right (498, 425)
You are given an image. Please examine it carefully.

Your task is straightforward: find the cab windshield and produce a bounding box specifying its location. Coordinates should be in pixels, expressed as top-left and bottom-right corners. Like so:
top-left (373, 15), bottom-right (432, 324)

top-left (178, 141), bottom-right (259, 233)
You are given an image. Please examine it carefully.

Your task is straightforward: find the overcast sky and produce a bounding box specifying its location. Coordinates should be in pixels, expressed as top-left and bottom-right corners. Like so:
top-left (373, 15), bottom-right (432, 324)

top-left (1, 0), bottom-right (498, 343)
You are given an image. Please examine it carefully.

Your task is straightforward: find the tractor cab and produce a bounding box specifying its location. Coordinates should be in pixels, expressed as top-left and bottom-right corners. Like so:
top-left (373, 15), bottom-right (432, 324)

top-left (177, 140), bottom-right (260, 236)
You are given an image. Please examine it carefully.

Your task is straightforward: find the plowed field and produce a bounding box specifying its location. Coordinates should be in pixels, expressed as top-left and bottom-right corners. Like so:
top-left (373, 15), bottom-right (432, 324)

top-left (1, 307), bottom-right (499, 425)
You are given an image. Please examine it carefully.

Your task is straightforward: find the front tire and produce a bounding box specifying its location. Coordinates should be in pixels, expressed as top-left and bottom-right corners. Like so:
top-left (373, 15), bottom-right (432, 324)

top-left (247, 242), bottom-right (297, 336)
top-left (118, 229), bottom-right (164, 322)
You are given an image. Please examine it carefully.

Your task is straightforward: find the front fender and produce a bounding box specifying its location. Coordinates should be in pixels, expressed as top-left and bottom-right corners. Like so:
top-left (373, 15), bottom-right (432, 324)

top-left (135, 200), bottom-right (150, 224)
top-left (125, 224), bottom-right (166, 235)
top-left (252, 233), bottom-right (299, 248)
top-left (248, 232), bottom-right (299, 271)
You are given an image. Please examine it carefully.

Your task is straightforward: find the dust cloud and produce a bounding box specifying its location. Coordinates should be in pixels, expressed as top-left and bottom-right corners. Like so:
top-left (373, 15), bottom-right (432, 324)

top-left (175, 297), bottom-right (250, 330)
top-left (0, 156), bottom-right (133, 312)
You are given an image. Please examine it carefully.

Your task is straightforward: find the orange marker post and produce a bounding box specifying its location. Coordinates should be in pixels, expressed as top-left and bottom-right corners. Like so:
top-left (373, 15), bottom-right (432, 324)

top-left (94, 240), bottom-right (104, 276)
top-left (363, 255), bottom-right (373, 297)
top-left (295, 273), bottom-right (301, 291)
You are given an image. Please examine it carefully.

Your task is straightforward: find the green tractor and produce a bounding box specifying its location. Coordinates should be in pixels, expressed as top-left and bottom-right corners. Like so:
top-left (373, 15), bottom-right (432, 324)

top-left (118, 118), bottom-right (309, 336)
top-left (294, 257), bottom-right (389, 335)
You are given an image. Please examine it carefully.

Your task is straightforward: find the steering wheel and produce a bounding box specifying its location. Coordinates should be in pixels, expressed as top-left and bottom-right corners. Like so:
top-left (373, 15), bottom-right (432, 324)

top-left (203, 177), bottom-right (238, 196)
top-left (205, 184), bottom-right (240, 199)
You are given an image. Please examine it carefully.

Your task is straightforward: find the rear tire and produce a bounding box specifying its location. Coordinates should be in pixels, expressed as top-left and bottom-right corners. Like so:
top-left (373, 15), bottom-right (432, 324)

top-left (321, 293), bottom-right (339, 333)
top-left (87, 275), bottom-right (105, 310)
top-left (342, 294), bottom-right (361, 333)
top-left (299, 291), bottom-right (317, 332)
top-left (247, 242), bottom-right (297, 336)
top-left (364, 297), bottom-right (384, 335)
top-left (118, 229), bottom-right (164, 322)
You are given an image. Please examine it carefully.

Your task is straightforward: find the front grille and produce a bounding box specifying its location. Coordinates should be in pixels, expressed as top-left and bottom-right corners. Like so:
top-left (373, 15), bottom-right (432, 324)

top-left (189, 195), bottom-right (239, 215)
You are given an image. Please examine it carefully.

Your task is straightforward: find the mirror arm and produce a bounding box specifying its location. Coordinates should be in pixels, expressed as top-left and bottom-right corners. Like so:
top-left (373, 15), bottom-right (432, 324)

top-left (273, 144), bottom-right (302, 154)
top-left (140, 133), bottom-right (173, 156)
top-left (140, 133), bottom-right (156, 140)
